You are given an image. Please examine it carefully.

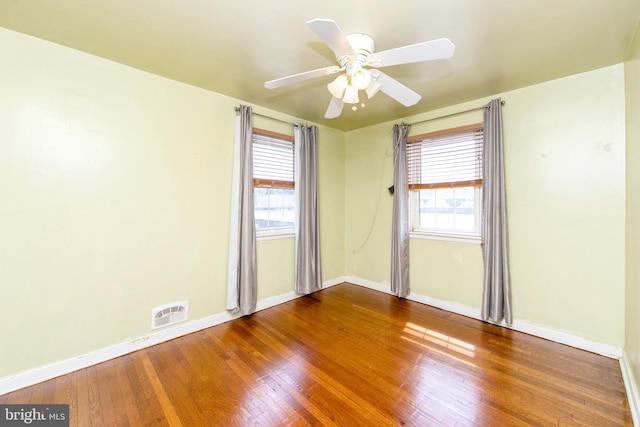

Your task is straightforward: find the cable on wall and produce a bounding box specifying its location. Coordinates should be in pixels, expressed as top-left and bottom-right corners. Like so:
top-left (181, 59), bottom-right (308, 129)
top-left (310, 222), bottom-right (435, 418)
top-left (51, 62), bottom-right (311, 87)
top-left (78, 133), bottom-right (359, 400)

top-left (351, 129), bottom-right (395, 254)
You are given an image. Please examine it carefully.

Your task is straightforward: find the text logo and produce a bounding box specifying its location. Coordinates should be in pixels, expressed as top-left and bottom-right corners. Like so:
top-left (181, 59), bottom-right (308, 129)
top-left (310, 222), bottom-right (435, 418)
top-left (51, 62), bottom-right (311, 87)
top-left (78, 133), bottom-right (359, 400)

top-left (0, 405), bottom-right (69, 426)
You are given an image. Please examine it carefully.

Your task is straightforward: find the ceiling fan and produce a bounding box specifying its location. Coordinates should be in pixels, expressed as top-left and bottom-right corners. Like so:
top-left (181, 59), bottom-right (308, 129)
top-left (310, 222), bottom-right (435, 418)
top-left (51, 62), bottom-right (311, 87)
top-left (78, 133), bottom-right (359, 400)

top-left (264, 19), bottom-right (455, 119)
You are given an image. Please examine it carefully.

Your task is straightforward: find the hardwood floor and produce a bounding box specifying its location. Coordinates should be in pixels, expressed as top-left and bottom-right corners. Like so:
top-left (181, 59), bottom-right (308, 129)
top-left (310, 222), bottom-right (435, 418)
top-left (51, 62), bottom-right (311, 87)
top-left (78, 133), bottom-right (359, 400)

top-left (0, 283), bottom-right (632, 426)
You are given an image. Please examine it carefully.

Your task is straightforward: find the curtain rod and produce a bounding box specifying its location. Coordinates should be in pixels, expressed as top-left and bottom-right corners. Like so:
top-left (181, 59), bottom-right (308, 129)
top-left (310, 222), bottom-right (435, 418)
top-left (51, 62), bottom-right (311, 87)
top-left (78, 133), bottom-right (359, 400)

top-left (234, 107), bottom-right (296, 127)
top-left (407, 100), bottom-right (505, 126)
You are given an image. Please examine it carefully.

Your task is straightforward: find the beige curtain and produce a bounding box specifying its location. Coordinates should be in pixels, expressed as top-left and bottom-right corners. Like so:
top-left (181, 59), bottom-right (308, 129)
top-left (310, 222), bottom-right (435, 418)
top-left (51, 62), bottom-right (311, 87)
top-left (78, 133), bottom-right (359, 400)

top-left (226, 105), bottom-right (257, 315)
top-left (391, 123), bottom-right (411, 298)
top-left (481, 98), bottom-right (512, 324)
top-left (294, 124), bottom-right (322, 294)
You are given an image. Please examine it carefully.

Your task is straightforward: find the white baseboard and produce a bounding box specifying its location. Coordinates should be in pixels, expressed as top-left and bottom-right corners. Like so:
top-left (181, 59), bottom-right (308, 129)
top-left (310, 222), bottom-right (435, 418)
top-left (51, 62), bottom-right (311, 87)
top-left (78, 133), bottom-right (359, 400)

top-left (0, 308), bottom-right (241, 396)
top-left (345, 276), bottom-right (623, 359)
top-left (0, 278), bottom-right (341, 396)
top-left (0, 276), bottom-right (625, 397)
top-left (322, 276), bottom-right (348, 288)
top-left (621, 351), bottom-right (640, 426)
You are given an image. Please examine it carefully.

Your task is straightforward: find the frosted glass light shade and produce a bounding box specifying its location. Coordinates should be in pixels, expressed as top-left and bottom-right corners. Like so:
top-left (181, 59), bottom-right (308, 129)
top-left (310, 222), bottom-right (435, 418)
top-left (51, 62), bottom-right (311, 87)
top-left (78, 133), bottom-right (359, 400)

top-left (327, 75), bottom-right (349, 98)
top-left (342, 85), bottom-right (360, 104)
top-left (351, 69), bottom-right (372, 90)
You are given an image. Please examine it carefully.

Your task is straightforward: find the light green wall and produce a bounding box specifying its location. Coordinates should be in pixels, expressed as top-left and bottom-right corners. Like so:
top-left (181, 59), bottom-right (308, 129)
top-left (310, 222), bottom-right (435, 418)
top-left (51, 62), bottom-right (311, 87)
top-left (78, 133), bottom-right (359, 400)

top-left (0, 27), bottom-right (345, 378)
top-left (506, 66), bottom-right (625, 346)
top-left (625, 21), bottom-right (640, 398)
top-left (344, 124), bottom-right (395, 281)
top-left (345, 65), bottom-right (627, 348)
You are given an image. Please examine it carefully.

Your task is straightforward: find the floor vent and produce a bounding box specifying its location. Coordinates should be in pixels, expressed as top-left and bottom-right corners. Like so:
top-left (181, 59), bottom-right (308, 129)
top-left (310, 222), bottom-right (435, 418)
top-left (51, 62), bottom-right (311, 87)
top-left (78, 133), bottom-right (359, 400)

top-left (151, 302), bottom-right (188, 329)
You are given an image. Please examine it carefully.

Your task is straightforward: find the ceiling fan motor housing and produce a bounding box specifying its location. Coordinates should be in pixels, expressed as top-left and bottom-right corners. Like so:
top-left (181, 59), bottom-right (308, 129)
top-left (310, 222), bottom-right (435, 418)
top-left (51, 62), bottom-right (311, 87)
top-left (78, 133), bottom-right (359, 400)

top-left (343, 33), bottom-right (375, 61)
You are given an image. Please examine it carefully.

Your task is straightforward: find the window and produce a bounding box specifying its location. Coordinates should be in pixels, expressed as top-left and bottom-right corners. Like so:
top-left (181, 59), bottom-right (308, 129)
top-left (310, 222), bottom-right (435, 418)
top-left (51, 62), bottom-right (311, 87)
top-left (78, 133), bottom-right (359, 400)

top-left (407, 124), bottom-right (483, 241)
top-left (252, 129), bottom-right (295, 237)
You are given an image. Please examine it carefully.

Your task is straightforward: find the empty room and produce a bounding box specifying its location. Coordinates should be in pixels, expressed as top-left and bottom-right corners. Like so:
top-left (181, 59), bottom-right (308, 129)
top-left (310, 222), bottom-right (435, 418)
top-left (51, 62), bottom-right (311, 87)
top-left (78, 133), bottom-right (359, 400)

top-left (1, 1), bottom-right (640, 425)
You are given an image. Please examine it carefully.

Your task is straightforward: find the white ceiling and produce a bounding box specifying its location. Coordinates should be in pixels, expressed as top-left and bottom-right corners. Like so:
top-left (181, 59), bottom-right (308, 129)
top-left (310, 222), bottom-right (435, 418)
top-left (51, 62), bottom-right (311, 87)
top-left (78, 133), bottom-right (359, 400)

top-left (1, 1), bottom-right (639, 131)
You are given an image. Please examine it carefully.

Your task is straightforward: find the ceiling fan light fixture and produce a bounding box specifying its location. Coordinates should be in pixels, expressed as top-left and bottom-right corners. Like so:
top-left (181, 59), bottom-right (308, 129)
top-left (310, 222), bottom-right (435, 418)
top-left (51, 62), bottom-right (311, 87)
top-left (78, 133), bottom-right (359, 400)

top-left (343, 85), bottom-right (359, 104)
top-left (327, 74), bottom-right (348, 98)
top-left (266, 19), bottom-right (456, 119)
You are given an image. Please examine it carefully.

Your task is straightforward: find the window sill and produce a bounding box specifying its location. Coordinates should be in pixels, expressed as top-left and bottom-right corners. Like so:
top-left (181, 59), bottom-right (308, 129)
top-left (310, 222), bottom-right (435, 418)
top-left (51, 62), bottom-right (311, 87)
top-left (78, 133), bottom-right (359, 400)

top-left (256, 231), bottom-right (295, 241)
top-left (409, 231), bottom-right (481, 244)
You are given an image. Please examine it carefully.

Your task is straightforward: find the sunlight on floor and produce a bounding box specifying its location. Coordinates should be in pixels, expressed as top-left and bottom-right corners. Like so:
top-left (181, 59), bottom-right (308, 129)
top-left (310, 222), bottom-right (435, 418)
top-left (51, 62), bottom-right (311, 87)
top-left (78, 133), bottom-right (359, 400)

top-left (402, 322), bottom-right (477, 367)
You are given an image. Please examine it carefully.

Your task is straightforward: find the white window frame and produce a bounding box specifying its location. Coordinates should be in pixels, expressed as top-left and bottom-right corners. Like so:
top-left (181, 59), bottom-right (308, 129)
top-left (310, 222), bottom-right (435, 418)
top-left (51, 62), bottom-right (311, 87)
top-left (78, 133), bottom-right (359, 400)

top-left (254, 188), bottom-right (295, 240)
top-left (252, 129), bottom-right (295, 240)
top-left (407, 124), bottom-right (483, 244)
top-left (409, 188), bottom-right (482, 244)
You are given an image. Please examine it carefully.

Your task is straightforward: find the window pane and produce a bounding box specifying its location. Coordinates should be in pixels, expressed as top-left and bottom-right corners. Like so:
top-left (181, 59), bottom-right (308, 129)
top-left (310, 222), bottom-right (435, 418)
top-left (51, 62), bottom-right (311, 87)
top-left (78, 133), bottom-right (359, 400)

top-left (252, 129), bottom-right (295, 235)
top-left (419, 189), bottom-right (436, 228)
top-left (408, 125), bottom-right (483, 238)
top-left (453, 187), bottom-right (475, 231)
top-left (418, 186), bottom-right (476, 233)
top-left (254, 188), bottom-right (295, 229)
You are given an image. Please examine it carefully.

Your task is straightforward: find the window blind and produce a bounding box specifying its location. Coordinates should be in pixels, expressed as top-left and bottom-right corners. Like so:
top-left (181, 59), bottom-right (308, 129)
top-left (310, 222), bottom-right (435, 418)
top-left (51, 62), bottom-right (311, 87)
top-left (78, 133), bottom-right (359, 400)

top-left (252, 129), bottom-right (294, 189)
top-left (407, 124), bottom-right (483, 190)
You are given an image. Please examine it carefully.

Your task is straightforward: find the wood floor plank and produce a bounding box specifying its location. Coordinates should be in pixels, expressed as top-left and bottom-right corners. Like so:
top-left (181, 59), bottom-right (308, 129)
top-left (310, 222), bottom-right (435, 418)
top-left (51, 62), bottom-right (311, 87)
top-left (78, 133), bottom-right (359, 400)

top-left (113, 356), bottom-right (143, 427)
top-left (140, 351), bottom-right (183, 427)
top-left (86, 364), bottom-right (106, 426)
top-left (127, 351), bottom-right (171, 426)
top-left (73, 366), bottom-right (91, 426)
top-left (0, 283), bottom-right (633, 425)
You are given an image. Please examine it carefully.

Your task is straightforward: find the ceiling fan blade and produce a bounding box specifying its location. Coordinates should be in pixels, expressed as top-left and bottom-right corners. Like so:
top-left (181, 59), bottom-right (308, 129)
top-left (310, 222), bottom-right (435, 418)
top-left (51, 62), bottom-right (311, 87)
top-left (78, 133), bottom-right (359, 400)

top-left (265, 66), bottom-right (341, 89)
top-left (325, 96), bottom-right (344, 119)
top-left (375, 71), bottom-right (421, 107)
top-left (372, 38), bottom-right (455, 67)
top-left (307, 18), bottom-right (356, 57)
